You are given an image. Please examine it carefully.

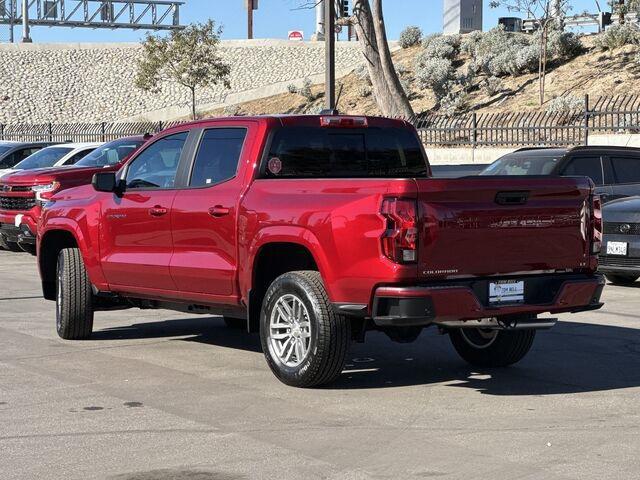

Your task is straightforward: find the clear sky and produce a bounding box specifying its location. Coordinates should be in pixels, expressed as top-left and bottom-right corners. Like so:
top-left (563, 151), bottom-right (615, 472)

top-left (7, 0), bottom-right (602, 43)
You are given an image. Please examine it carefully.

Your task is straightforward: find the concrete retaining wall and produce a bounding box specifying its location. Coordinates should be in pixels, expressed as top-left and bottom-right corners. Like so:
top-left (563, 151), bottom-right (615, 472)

top-left (0, 40), bottom-right (365, 123)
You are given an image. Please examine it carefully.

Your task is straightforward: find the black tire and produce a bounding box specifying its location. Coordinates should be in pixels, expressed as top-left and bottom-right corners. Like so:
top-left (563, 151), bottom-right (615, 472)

top-left (605, 273), bottom-right (639, 285)
top-left (449, 326), bottom-right (536, 367)
top-left (260, 271), bottom-right (351, 388)
top-left (223, 316), bottom-right (246, 329)
top-left (56, 248), bottom-right (94, 340)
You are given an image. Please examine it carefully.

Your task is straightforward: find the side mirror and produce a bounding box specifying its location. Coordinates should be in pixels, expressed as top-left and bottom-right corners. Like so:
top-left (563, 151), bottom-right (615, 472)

top-left (92, 172), bottom-right (119, 193)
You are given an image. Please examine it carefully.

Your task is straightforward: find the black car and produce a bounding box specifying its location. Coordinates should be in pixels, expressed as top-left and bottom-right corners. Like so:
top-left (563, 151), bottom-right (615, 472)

top-left (599, 196), bottom-right (640, 285)
top-left (480, 146), bottom-right (640, 203)
top-left (0, 141), bottom-right (59, 172)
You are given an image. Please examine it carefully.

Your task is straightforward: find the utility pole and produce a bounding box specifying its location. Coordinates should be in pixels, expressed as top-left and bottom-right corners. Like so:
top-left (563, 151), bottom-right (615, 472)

top-left (21, 0), bottom-right (31, 42)
top-left (246, 0), bottom-right (254, 39)
top-left (325, 0), bottom-right (335, 111)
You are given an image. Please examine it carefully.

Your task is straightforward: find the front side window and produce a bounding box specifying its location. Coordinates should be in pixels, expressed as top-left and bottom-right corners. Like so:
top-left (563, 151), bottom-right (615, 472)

top-left (611, 156), bottom-right (640, 184)
top-left (13, 147), bottom-right (73, 170)
top-left (562, 156), bottom-right (603, 185)
top-left (125, 132), bottom-right (188, 189)
top-left (190, 129), bottom-right (247, 187)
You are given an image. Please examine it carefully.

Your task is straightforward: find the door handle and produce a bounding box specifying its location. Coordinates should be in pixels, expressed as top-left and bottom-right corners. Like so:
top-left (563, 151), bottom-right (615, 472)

top-left (208, 206), bottom-right (230, 217)
top-left (149, 206), bottom-right (168, 217)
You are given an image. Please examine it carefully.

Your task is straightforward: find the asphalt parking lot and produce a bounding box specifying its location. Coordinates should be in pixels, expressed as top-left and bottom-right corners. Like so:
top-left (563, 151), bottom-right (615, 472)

top-left (1, 250), bottom-right (639, 480)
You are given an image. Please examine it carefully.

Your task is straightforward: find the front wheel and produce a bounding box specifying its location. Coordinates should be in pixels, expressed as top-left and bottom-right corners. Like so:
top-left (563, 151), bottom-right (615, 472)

top-left (260, 271), bottom-right (351, 388)
top-left (605, 273), bottom-right (639, 285)
top-left (449, 326), bottom-right (536, 367)
top-left (56, 248), bottom-right (94, 340)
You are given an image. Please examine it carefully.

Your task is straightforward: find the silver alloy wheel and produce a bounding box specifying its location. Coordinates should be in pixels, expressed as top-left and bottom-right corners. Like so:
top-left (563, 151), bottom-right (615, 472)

top-left (459, 328), bottom-right (499, 349)
top-left (268, 293), bottom-right (312, 368)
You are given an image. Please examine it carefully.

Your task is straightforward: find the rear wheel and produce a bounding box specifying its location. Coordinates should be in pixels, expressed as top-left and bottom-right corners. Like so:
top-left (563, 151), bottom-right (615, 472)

top-left (449, 325), bottom-right (536, 367)
top-left (260, 271), bottom-right (351, 388)
top-left (56, 248), bottom-right (94, 340)
top-left (605, 273), bottom-right (639, 285)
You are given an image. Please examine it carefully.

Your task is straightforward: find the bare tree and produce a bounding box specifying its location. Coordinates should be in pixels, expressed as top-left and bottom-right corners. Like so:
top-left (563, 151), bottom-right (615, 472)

top-left (297, 0), bottom-right (413, 118)
top-left (490, 0), bottom-right (571, 106)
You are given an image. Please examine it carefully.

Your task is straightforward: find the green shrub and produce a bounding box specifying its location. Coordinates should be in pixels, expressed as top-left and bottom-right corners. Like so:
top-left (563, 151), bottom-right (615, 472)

top-left (594, 23), bottom-right (640, 50)
top-left (399, 26), bottom-right (422, 49)
top-left (415, 57), bottom-right (455, 99)
top-left (546, 95), bottom-right (584, 112)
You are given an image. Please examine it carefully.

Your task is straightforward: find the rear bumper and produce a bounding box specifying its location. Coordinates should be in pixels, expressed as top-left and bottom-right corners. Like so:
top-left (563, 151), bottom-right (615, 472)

top-left (371, 273), bottom-right (605, 327)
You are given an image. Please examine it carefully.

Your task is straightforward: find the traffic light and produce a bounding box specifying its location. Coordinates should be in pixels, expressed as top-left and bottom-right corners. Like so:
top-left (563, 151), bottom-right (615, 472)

top-left (338, 0), bottom-right (349, 17)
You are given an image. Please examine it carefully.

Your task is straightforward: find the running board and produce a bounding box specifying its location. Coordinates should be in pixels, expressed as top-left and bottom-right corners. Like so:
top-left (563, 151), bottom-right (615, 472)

top-left (437, 317), bottom-right (558, 330)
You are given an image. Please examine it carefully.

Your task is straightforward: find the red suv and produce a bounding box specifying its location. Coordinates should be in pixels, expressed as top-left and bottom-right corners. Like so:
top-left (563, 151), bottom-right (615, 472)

top-left (38, 116), bottom-right (604, 387)
top-left (0, 136), bottom-right (148, 253)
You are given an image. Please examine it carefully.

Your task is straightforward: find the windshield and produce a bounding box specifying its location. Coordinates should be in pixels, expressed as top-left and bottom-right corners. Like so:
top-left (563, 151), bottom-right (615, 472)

top-left (480, 153), bottom-right (562, 176)
top-left (264, 127), bottom-right (428, 178)
top-left (13, 147), bottom-right (73, 170)
top-left (75, 138), bottom-right (145, 168)
top-left (0, 146), bottom-right (13, 157)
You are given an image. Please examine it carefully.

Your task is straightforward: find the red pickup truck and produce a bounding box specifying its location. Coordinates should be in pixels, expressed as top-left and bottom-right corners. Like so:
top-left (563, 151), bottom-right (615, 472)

top-left (37, 115), bottom-right (604, 387)
top-left (0, 136), bottom-right (147, 253)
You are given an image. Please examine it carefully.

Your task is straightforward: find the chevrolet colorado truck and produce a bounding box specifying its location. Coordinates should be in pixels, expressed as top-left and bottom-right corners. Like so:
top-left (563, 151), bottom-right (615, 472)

top-left (0, 136), bottom-right (147, 253)
top-left (37, 115), bottom-right (605, 387)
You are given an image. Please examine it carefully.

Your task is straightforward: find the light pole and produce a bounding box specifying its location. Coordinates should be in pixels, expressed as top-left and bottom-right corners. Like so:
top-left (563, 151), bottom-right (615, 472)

top-left (325, 0), bottom-right (335, 111)
top-left (21, 0), bottom-right (31, 42)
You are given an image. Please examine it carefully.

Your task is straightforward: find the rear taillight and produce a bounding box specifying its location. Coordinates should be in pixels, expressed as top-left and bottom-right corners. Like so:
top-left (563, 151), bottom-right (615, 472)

top-left (591, 194), bottom-right (602, 254)
top-left (320, 116), bottom-right (368, 128)
top-left (381, 198), bottom-right (418, 264)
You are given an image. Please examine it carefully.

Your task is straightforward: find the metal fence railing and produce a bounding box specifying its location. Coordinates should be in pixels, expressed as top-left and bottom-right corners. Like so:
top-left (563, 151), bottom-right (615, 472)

top-left (0, 121), bottom-right (186, 143)
top-left (413, 94), bottom-right (640, 148)
top-left (2, 94), bottom-right (640, 147)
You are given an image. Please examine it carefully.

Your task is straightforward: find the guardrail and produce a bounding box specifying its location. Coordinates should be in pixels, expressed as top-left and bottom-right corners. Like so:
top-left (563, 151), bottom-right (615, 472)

top-left (2, 94), bottom-right (640, 147)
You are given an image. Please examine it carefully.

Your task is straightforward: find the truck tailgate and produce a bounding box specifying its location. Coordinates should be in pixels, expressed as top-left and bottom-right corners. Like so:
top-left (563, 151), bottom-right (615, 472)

top-left (415, 176), bottom-right (593, 279)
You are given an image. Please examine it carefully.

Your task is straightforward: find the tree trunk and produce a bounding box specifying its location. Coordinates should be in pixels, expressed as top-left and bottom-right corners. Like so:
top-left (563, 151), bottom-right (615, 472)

top-left (352, 0), bottom-right (414, 118)
top-left (190, 87), bottom-right (197, 120)
top-left (541, 27), bottom-right (548, 105)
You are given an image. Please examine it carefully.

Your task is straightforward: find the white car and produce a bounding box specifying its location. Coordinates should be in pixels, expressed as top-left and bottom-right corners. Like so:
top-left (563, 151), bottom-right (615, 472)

top-left (0, 142), bottom-right (102, 178)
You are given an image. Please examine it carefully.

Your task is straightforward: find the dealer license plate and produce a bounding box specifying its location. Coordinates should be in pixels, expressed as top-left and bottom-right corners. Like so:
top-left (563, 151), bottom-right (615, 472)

top-left (489, 280), bottom-right (525, 305)
top-left (606, 241), bottom-right (628, 256)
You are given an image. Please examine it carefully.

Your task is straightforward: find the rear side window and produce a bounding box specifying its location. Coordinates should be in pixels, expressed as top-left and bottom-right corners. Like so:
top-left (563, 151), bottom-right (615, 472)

top-left (561, 156), bottom-right (603, 185)
top-left (190, 128), bottom-right (246, 187)
top-left (262, 127), bottom-right (427, 178)
top-left (611, 156), bottom-right (640, 184)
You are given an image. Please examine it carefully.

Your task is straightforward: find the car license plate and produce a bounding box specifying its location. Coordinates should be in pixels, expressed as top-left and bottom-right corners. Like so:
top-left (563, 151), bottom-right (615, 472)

top-left (606, 241), bottom-right (628, 256)
top-left (489, 280), bottom-right (525, 304)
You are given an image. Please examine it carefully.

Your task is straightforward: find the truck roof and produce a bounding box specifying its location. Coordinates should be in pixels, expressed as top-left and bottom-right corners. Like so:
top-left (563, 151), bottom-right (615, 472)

top-left (158, 115), bottom-right (410, 136)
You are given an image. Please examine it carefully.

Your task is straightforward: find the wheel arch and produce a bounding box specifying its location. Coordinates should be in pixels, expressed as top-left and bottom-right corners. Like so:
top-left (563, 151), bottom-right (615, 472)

top-left (245, 234), bottom-right (331, 333)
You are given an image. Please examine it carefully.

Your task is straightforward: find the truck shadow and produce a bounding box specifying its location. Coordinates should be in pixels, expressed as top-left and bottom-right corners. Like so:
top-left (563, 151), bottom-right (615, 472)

top-left (91, 317), bottom-right (640, 396)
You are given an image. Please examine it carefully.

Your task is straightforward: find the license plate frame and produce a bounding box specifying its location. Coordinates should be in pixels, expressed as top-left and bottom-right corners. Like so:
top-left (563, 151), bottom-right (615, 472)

top-left (606, 241), bottom-right (628, 256)
top-left (489, 280), bottom-right (525, 305)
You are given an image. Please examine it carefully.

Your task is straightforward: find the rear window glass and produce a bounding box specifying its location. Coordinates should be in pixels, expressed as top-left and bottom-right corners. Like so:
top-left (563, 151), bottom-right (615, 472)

top-left (611, 156), bottom-right (640, 184)
top-left (262, 127), bottom-right (427, 178)
top-left (481, 154), bottom-right (561, 176)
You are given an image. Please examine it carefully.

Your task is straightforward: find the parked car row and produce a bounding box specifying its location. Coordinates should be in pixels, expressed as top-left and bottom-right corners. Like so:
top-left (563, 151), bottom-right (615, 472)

top-left (0, 114), bottom-right (606, 388)
top-left (0, 136), bottom-right (149, 252)
top-left (4, 117), bottom-right (637, 387)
